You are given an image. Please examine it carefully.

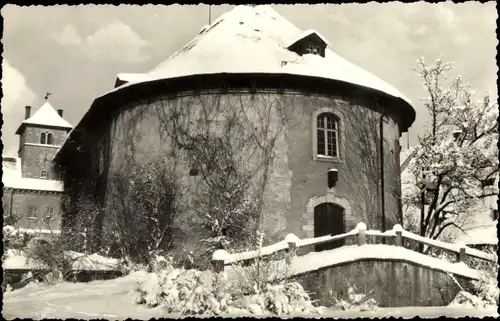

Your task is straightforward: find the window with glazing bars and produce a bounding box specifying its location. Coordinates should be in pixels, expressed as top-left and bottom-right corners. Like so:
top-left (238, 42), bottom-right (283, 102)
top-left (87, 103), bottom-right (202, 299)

top-left (317, 113), bottom-right (339, 157)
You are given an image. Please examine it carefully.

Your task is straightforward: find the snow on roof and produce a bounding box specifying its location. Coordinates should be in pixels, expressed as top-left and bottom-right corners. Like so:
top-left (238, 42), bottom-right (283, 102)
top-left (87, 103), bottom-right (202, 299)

top-left (116, 73), bottom-right (147, 84)
top-left (199, 24), bottom-right (210, 34)
top-left (455, 222), bottom-right (498, 245)
top-left (16, 101), bottom-right (73, 134)
top-left (2, 157), bottom-right (63, 192)
top-left (109, 5), bottom-right (412, 105)
top-left (286, 29), bottom-right (332, 48)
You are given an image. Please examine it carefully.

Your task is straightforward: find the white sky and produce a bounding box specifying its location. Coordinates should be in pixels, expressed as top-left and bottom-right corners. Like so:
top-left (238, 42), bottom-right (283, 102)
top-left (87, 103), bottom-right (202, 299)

top-left (1, 3), bottom-right (497, 157)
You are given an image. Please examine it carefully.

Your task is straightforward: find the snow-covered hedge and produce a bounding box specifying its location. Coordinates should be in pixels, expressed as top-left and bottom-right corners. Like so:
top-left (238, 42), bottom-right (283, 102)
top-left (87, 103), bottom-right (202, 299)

top-left (135, 256), bottom-right (323, 316)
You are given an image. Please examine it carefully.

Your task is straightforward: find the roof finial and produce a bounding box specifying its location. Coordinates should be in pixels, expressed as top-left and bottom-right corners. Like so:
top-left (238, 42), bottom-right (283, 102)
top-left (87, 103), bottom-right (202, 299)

top-left (44, 92), bottom-right (52, 100)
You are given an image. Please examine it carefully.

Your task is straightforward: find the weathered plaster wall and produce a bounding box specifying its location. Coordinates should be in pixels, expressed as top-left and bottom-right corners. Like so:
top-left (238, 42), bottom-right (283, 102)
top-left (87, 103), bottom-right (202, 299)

top-left (92, 89), bottom-right (402, 249)
top-left (299, 259), bottom-right (471, 307)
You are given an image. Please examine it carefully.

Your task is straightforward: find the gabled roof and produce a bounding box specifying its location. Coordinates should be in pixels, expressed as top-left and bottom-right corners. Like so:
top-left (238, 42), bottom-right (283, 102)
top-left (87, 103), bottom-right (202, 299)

top-left (110, 5), bottom-right (412, 105)
top-left (2, 157), bottom-right (64, 192)
top-left (286, 29), bottom-right (331, 49)
top-left (15, 101), bottom-right (73, 135)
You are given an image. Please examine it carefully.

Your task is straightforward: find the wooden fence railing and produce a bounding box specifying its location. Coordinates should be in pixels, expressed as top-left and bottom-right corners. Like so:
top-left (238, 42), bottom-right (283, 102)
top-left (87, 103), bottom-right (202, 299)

top-left (211, 222), bottom-right (496, 272)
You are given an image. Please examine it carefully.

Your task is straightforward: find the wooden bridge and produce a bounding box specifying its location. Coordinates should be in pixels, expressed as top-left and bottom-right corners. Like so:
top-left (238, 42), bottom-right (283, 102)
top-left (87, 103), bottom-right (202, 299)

top-left (212, 223), bottom-right (497, 307)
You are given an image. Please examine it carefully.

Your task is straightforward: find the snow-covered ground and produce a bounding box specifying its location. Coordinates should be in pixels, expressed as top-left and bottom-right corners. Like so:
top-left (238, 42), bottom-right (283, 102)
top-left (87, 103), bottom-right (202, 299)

top-left (3, 272), bottom-right (497, 319)
top-left (3, 249), bottom-right (121, 271)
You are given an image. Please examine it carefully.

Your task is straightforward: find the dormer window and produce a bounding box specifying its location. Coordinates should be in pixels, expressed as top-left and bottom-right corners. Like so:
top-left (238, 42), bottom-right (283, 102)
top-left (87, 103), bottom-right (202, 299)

top-left (287, 30), bottom-right (327, 58)
top-left (305, 43), bottom-right (321, 55)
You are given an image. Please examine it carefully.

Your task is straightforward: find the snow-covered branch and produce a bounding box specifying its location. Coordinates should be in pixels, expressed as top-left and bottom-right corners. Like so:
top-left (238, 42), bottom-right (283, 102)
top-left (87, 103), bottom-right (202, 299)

top-left (404, 56), bottom-right (498, 245)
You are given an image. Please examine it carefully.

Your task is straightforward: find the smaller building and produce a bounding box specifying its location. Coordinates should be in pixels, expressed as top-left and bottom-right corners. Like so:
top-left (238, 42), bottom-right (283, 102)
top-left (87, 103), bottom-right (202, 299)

top-left (2, 98), bottom-right (72, 238)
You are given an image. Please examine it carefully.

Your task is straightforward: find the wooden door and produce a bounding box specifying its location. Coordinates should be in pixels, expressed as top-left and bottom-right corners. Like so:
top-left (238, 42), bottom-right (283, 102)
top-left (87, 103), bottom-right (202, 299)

top-left (314, 203), bottom-right (345, 252)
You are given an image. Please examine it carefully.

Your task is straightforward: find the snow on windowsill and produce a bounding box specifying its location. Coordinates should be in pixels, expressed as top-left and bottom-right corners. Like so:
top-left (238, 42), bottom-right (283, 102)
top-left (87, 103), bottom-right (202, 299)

top-left (315, 155), bottom-right (343, 163)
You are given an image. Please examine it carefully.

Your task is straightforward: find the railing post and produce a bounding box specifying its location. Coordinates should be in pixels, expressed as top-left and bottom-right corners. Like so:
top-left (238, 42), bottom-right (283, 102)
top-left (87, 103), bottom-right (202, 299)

top-left (356, 222), bottom-right (366, 246)
top-left (285, 233), bottom-right (299, 258)
top-left (456, 243), bottom-right (466, 263)
top-left (393, 224), bottom-right (403, 247)
top-left (212, 249), bottom-right (229, 273)
top-left (212, 259), bottom-right (224, 273)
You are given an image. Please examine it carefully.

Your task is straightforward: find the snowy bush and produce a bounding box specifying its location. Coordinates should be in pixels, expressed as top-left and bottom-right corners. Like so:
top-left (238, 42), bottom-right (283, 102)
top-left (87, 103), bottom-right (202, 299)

top-left (469, 271), bottom-right (499, 308)
top-left (135, 265), bottom-right (228, 315)
top-left (449, 258), bottom-right (499, 310)
top-left (328, 282), bottom-right (378, 312)
top-left (467, 254), bottom-right (499, 309)
top-left (237, 281), bottom-right (323, 316)
top-left (135, 255), bottom-right (322, 316)
top-left (3, 225), bottom-right (35, 251)
top-left (24, 238), bottom-right (74, 284)
top-left (103, 160), bottom-right (182, 264)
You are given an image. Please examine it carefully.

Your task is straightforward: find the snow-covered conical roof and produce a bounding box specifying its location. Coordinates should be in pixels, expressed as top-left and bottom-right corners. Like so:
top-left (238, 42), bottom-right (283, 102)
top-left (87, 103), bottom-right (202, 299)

top-left (114, 5), bottom-right (411, 104)
top-left (57, 5), bottom-right (416, 162)
top-left (15, 101), bottom-right (73, 134)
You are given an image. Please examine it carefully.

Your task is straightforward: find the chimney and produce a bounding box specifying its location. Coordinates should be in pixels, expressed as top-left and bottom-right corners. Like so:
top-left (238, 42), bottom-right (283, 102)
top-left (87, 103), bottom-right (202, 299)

top-left (25, 106), bottom-right (31, 120)
top-left (57, 109), bottom-right (63, 117)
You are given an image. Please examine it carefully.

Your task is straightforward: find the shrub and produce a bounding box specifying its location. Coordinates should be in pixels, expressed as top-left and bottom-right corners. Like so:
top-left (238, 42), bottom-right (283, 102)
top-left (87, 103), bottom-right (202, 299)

top-left (104, 160), bottom-right (181, 264)
top-left (24, 238), bottom-right (73, 284)
top-left (328, 279), bottom-right (378, 312)
top-left (449, 256), bottom-right (499, 310)
top-left (135, 254), bottom-right (323, 316)
top-left (3, 225), bottom-right (35, 251)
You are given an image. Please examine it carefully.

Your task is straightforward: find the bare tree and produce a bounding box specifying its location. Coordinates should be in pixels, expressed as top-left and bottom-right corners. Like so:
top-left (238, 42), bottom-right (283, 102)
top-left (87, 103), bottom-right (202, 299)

top-left (149, 92), bottom-right (300, 262)
top-left (104, 160), bottom-right (182, 264)
top-left (341, 102), bottom-right (401, 232)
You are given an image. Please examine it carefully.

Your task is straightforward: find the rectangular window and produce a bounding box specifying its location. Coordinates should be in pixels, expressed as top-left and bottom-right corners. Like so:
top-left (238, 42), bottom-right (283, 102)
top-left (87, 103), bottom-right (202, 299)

top-left (40, 170), bottom-right (48, 179)
top-left (327, 131), bottom-right (337, 157)
top-left (28, 206), bottom-right (38, 219)
top-left (317, 129), bottom-right (326, 155)
top-left (44, 208), bottom-right (54, 224)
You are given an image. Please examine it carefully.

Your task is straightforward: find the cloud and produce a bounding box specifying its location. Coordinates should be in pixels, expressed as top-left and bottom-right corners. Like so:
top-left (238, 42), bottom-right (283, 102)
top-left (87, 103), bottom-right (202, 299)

top-left (54, 21), bottom-right (151, 63)
top-left (1, 59), bottom-right (37, 156)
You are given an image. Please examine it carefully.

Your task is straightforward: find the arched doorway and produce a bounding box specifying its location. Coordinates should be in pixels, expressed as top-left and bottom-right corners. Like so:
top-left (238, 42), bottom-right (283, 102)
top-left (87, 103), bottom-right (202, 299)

top-left (314, 202), bottom-right (345, 252)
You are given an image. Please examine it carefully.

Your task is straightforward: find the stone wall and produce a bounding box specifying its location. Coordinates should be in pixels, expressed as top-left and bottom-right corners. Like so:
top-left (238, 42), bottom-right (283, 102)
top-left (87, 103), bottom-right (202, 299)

top-left (299, 259), bottom-right (472, 307)
top-left (76, 89), bottom-right (404, 252)
top-left (18, 125), bottom-right (69, 179)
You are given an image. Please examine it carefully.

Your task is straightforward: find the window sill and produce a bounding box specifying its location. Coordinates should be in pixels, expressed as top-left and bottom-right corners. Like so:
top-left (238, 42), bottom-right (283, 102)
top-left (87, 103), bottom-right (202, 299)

top-left (314, 155), bottom-right (344, 164)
